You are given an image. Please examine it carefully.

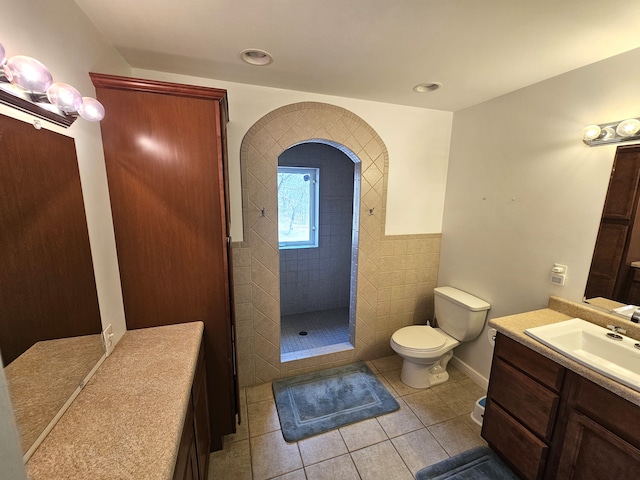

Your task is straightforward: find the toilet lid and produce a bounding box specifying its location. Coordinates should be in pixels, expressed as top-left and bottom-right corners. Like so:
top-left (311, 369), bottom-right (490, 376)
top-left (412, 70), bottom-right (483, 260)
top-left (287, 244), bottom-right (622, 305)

top-left (392, 326), bottom-right (447, 351)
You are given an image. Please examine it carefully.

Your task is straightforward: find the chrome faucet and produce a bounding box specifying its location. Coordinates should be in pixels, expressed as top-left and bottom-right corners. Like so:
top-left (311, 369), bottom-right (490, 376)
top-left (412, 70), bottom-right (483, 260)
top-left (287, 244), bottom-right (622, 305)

top-left (606, 324), bottom-right (627, 335)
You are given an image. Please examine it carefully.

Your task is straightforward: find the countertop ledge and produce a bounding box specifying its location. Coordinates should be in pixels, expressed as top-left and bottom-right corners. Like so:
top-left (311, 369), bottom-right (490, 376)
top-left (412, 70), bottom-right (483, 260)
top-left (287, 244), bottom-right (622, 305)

top-left (489, 296), bottom-right (640, 408)
top-left (25, 321), bottom-right (204, 480)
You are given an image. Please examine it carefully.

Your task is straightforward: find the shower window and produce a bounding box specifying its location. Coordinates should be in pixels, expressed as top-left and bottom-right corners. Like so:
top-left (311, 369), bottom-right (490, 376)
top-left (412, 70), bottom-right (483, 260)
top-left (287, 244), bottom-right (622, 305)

top-left (277, 166), bottom-right (319, 249)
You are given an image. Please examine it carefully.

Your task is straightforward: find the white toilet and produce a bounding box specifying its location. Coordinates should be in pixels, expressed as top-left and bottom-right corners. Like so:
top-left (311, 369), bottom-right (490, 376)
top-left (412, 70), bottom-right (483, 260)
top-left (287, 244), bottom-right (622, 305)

top-left (390, 286), bottom-right (490, 389)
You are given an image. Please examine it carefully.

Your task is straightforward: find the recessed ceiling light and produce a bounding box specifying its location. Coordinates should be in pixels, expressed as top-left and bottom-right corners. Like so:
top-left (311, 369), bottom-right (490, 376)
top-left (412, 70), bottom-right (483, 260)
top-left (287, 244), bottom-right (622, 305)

top-left (413, 82), bottom-right (442, 93)
top-left (240, 49), bottom-right (273, 66)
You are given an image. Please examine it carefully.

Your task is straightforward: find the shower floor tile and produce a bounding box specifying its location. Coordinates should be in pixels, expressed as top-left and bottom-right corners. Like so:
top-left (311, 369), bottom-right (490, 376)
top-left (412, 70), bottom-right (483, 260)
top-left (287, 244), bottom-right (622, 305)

top-left (280, 307), bottom-right (350, 360)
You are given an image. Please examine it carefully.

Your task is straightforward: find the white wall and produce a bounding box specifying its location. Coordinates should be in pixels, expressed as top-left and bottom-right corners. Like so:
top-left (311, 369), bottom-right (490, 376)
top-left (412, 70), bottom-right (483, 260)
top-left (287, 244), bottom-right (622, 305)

top-left (1, 0), bottom-right (131, 342)
top-left (0, 360), bottom-right (26, 480)
top-left (1, 0), bottom-right (130, 472)
top-left (440, 46), bottom-right (640, 380)
top-left (132, 69), bottom-right (453, 240)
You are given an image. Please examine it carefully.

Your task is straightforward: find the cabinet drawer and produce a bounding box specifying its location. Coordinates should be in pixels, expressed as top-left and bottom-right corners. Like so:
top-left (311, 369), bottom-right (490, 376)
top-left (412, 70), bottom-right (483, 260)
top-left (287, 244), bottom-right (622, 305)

top-left (483, 400), bottom-right (548, 480)
top-left (495, 333), bottom-right (565, 392)
top-left (488, 357), bottom-right (560, 441)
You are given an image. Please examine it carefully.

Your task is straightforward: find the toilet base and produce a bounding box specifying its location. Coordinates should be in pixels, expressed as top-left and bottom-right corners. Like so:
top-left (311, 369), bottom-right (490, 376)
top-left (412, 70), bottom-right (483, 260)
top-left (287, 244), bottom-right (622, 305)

top-left (399, 351), bottom-right (454, 389)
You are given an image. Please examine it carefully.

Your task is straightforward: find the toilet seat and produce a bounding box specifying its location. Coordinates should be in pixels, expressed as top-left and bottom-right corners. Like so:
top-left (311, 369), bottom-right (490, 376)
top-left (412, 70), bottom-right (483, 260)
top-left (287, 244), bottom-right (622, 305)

top-left (391, 325), bottom-right (447, 352)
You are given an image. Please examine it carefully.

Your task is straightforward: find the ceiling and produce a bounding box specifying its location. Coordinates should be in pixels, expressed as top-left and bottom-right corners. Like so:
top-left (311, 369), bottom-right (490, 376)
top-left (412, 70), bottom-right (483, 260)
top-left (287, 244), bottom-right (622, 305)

top-left (74, 0), bottom-right (640, 112)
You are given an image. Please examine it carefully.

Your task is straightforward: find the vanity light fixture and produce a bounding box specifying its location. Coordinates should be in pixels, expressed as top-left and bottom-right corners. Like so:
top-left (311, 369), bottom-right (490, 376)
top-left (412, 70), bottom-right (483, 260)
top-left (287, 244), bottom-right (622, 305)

top-left (581, 117), bottom-right (640, 146)
top-left (0, 41), bottom-right (105, 128)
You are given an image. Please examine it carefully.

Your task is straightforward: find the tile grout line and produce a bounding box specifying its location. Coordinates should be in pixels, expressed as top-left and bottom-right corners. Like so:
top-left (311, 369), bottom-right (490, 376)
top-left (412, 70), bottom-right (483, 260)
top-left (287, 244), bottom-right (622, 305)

top-left (236, 362), bottom-right (485, 480)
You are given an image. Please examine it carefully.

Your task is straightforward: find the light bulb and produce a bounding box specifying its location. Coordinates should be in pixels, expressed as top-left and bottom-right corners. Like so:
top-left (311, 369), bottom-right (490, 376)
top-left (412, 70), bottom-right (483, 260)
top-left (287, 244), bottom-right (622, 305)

top-left (581, 125), bottom-right (601, 142)
top-left (77, 97), bottom-right (105, 122)
top-left (601, 127), bottom-right (616, 141)
top-left (3, 55), bottom-right (53, 93)
top-left (616, 118), bottom-right (640, 137)
top-left (0, 42), bottom-right (5, 66)
top-left (47, 83), bottom-right (83, 113)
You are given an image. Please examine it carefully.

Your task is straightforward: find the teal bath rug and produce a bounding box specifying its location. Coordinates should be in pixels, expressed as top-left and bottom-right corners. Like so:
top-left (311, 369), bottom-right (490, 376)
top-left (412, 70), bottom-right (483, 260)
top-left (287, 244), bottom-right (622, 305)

top-left (272, 361), bottom-right (399, 442)
top-left (416, 446), bottom-right (520, 480)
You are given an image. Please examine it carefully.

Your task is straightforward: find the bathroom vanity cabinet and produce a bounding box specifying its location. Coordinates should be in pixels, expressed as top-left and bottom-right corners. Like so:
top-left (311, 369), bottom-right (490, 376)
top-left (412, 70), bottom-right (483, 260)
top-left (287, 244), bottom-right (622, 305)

top-left (483, 332), bottom-right (640, 479)
top-left (174, 340), bottom-right (210, 480)
top-left (26, 323), bottom-right (207, 479)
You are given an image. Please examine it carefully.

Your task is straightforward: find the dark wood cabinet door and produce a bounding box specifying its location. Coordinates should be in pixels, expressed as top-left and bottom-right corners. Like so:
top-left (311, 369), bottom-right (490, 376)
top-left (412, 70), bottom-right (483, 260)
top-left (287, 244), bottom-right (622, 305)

top-left (193, 343), bottom-right (211, 480)
top-left (584, 223), bottom-right (629, 299)
top-left (557, 409), bottom-right (640, 479)
top-left (602, 146), bottom-right (640, 220)
top-left (91, 73), bottom-right (237, 450)
top-left (173, 397), bottom-right (196, 480)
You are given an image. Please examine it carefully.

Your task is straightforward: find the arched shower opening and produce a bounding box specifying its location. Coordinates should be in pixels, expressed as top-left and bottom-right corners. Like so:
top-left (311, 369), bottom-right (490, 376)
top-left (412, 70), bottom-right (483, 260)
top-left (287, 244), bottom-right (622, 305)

top-left (278, 141), bottom-right (361, 361)
top-left (237, 102), bottom-right (390, 386)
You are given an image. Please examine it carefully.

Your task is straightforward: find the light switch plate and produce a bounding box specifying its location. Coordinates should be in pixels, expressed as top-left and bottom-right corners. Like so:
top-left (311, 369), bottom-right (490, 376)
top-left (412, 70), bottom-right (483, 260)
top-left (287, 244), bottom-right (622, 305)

top-left (102, 324), bottom-right (115, 357)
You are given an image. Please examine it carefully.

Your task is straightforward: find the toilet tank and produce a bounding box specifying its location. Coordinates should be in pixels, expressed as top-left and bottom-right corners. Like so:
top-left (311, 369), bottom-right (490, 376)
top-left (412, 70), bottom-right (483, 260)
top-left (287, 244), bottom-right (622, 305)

top-left (434, 286), bottom-right (491, 341)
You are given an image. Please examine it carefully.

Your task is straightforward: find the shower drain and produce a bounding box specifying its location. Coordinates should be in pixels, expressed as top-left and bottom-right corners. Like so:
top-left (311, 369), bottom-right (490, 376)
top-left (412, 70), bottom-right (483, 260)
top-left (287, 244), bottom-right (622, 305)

top-left (298, 331), bottom-right (308, 336)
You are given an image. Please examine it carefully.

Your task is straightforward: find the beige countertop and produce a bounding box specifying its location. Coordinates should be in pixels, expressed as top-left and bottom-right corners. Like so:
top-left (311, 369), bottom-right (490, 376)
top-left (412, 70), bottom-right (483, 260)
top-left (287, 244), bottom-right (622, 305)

top-left (489, 296), bottom-right (640, 407)
top-left (25, 321), bottom-right (204, 480)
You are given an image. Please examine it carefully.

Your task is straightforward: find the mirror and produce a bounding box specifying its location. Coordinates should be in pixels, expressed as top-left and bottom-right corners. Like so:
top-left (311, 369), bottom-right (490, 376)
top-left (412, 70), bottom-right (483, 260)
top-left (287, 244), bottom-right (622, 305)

top-left (584, 145), bottom-right (640, 319)
top-left (0, 113), bottom-right (104, 458)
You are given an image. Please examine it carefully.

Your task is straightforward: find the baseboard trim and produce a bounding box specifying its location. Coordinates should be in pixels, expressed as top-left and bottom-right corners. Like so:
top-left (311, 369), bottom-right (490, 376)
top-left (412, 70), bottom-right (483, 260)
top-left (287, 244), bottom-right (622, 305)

top-left (451, 356), bottom-right (489, 391)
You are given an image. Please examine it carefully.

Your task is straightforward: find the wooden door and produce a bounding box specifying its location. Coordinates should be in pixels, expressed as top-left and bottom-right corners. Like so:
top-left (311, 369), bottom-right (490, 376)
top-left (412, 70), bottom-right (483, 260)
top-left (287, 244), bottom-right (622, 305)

top-left (585, 146), bottom-right (640, 301)
top-left (556, 409), bottom-right (640, 479)
top-left (91, 74), bottom-right (237, 449)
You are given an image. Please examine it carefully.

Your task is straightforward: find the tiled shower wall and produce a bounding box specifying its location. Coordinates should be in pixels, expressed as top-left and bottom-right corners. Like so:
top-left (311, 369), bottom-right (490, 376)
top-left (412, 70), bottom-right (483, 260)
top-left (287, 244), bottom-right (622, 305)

top-left (279, 143), bottom-right (354, 316)
top-left (232, 102), bottom-right (441, 387)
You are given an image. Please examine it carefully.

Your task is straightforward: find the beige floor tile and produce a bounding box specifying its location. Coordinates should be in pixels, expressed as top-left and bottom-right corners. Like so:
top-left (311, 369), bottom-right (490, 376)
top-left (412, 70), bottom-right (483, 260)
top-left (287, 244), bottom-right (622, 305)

top-left (376, 397), bottom-right (423, 438)
top-left (460, 412), bottom-right (483, 437)
top-left (391, 428), bottom-right (449, 475)
top-left (248, 398), bottom-right (281, 436)
top-left (365, 359), bottom-right (380, 373)
top-left (350, 440), bottom-right (414, 480)
top-left (381, 369), bottom-right (422, 396)
top-left (428, 415), bottom-right (486, 456)
top-left (371, 355), bottom-right (403, 372)
top-left (460, 378), bottom-right (486, 399)
top-left (403, 389), bottom-right (458, 427)
top-left (446, 364), bottom-right (467, 382)
top-left (272, 469), bottom-right (308, 480)
top-left (431, 380), bottom-right (480, 414)
top-left (250, 431), bottom-right (303, 480)
top-left (305, 454), bottom-right (360, 480)
top-left (339, 418), bottom-right (388, 451)
top-left (208, 438), bottom-right (252, 480)
top-left (224, 389), bottom-right (249, 444)
top-left (247, 381), bottom-right (274, 404)
top-left (298, 430), bottom-right (348, 466)
top-left (375, 373), bottom-right (399, 398)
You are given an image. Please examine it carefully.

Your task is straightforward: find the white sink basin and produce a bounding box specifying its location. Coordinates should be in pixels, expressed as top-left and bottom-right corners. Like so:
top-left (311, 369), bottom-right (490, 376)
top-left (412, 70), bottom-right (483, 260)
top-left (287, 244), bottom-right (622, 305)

top-left (525, 318), bottom-right (640, 393)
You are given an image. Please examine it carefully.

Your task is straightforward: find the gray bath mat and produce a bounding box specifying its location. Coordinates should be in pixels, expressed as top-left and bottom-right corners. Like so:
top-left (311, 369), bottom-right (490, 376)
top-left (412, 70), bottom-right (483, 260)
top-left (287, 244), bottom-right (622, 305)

top-left (272, 361), bottom-right (399, 442)
top-left (416, 446), bottom-right (520, 480)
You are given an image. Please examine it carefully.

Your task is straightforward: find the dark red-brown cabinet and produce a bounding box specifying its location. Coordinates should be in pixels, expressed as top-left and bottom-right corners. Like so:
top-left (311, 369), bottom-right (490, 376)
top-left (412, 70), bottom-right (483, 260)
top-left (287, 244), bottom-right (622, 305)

top-left (90, 73), bottom-right (238, 452)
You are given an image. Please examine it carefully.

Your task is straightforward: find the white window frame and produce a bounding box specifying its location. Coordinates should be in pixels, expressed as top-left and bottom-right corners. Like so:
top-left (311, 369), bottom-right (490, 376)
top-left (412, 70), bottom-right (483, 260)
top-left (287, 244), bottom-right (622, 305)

top-left (277, 166), bottom-right (319, 249)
